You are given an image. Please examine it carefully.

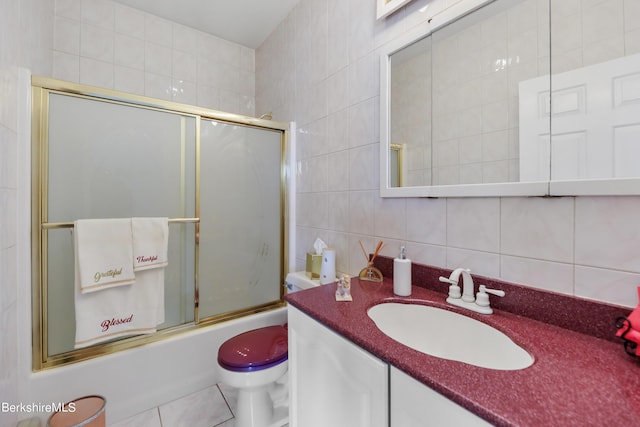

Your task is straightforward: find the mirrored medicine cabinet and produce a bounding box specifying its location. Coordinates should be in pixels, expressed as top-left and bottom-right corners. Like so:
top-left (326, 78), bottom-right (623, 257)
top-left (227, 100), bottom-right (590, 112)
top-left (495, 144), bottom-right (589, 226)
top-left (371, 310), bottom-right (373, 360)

top-left (380, 0), bottom-right (640, 197)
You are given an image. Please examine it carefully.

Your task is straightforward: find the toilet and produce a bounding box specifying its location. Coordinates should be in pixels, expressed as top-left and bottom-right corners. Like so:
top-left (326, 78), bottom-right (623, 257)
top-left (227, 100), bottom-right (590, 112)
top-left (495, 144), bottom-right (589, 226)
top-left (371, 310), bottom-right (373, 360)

top-left (218, 325), bottom-right (289, 427)
top-left (217, 272), bottom-right (319, 427)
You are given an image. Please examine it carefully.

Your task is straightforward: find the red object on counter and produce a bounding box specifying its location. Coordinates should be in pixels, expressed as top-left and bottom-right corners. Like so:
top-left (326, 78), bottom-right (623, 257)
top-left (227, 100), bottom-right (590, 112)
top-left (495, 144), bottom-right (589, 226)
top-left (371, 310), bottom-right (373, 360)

top-left (616, 286), bottom-right (640, 356)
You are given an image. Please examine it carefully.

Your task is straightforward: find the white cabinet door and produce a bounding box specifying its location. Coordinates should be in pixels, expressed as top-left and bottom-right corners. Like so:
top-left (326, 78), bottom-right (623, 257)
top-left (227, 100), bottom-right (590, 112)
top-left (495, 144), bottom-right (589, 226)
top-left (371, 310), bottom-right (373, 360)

top-left (391, 366), bottom-right (491, 427)
top-left (288, 306), bottom-right (389, 427)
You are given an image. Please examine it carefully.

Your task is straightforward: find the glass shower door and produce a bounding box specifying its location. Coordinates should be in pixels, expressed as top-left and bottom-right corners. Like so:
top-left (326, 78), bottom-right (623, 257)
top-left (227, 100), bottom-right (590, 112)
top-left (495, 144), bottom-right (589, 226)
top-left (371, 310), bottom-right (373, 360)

top-left (198, 119), bottom-right (284, 320)
top-left (43, 92), bottom-right (197, 356)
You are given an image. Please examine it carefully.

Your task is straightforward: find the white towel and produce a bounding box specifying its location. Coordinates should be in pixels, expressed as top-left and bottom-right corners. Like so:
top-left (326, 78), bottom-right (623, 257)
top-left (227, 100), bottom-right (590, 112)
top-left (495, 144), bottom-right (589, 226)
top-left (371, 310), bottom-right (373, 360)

top-left (131, 217), bottom-right (168, 325)
top-left (136, 268), bottom-right (165, 326)
top-left (73, 275), bottom-right (159, 348)
top-left (74, 219), bottom-right (159, 348)
top-left (132, 217), bottom-right (168, 271)
top-left (75, 218), bottom-right (135, 293)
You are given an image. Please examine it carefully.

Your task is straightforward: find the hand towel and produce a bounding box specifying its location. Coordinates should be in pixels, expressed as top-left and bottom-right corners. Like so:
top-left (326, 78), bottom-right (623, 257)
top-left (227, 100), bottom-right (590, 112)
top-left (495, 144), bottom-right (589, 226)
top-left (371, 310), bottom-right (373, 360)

top-left (132, 217), bottom-right (168, 271)
top-left (75, 218), bottom-right (135, 293)
top-left (131, 217), bottom-right (168, 325)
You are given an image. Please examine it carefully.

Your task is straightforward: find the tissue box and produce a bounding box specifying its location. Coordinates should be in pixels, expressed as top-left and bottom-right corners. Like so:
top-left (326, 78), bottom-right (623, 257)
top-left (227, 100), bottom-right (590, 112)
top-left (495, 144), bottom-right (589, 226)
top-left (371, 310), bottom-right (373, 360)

top-left (306, 253), bottom-right (322, 279)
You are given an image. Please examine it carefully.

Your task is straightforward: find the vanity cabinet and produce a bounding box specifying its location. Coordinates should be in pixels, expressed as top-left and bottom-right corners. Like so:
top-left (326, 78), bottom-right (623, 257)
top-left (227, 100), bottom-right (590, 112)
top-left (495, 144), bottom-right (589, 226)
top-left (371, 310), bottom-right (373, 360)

top-left (289, 305), bottom-right (492, 426)
top-left (288, 306), bottom-right (388, 427)
top-left (390, 366), bottom-right (491, 426)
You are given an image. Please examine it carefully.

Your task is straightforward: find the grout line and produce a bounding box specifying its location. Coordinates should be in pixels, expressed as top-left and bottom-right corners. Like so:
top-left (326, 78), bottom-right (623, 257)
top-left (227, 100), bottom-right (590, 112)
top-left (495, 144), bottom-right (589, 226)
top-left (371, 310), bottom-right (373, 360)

top-left (216, 383), bottom-right (236, 420)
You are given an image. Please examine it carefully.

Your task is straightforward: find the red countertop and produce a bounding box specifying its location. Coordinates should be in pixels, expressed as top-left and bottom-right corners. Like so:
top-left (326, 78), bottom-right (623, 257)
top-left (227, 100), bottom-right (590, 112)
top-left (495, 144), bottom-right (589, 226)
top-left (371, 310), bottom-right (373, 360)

top-left (284, 269), bottom-right (640, 426)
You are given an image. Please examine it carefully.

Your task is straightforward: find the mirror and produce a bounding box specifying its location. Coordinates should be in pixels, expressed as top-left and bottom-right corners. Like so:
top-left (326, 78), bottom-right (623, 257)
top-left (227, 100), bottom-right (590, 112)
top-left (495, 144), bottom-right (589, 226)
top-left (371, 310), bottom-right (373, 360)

top-left (381, 0), bottom-right (640, 197)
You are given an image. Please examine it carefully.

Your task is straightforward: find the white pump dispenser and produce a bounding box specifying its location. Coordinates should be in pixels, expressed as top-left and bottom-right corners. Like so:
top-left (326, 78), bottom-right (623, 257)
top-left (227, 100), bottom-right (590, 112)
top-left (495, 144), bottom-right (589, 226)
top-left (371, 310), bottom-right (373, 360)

top-left (393, 246), bottom-right (412, 296)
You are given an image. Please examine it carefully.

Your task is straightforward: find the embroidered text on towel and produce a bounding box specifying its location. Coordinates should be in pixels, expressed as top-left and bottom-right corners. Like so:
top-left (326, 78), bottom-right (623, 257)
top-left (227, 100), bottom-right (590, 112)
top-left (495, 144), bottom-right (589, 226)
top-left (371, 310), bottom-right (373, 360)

top-left (94, 268), bottom-right (123, 282)
top-left (136, 255), bottom-right (158, 264)
top-left (101, 315), bottom-right (134, 332)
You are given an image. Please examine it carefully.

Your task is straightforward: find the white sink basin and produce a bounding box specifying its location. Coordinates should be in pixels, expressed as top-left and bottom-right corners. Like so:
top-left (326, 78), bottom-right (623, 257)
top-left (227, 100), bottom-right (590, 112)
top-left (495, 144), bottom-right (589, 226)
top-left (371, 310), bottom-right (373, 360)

top-left (367, 303), bottom-right (534, 370)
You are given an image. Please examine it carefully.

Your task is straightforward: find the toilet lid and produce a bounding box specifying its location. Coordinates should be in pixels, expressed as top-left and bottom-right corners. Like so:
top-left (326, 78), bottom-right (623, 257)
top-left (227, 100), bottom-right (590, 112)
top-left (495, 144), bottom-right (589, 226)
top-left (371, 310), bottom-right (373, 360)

top-left (218, 325), bottom-right (288, 371)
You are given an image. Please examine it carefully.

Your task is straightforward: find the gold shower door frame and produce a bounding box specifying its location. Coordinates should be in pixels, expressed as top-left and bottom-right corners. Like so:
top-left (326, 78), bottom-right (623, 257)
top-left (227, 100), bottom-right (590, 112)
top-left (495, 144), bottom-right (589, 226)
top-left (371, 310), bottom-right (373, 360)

top-left (31, 76), bottom-right (289, 370)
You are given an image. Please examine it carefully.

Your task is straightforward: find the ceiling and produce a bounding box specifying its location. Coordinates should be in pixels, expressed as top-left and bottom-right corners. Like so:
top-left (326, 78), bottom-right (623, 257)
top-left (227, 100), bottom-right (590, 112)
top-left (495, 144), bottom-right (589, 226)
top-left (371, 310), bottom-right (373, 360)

top-left (114, 0), bottom-right (300, 49)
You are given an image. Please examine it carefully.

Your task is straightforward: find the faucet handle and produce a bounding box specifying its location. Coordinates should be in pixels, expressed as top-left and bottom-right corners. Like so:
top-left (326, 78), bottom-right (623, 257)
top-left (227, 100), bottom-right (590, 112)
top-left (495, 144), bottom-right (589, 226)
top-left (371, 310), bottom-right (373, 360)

top-left (476, 285), bottom-right (505, 308)
top-left (439, 276), bottom-right (462, 299)
top-left (439, 276), bottom-right (455, 284)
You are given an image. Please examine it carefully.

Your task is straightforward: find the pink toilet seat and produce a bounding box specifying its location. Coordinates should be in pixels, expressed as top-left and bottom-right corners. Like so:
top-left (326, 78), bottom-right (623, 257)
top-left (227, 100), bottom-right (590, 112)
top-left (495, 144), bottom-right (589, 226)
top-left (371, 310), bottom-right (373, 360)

top-left (218, 325), bottom-right (288, 372)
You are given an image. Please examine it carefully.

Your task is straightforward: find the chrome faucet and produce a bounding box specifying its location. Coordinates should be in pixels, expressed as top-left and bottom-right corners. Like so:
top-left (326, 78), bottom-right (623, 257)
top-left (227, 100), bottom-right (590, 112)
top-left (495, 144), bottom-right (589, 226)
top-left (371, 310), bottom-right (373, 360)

top-left (439, 268), bottom-right (504, 314)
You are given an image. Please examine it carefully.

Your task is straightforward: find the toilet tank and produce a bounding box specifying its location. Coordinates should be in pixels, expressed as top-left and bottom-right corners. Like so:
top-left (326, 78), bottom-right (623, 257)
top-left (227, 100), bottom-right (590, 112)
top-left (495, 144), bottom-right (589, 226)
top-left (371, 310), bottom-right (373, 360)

top-left (285, 271), bottom-right (321, 293)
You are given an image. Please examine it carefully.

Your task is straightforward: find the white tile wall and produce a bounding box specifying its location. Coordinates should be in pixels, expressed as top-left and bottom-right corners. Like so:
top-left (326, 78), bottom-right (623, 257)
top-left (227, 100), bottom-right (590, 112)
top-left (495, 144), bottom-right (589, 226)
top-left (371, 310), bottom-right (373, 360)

top-left (0, 62), bottom-right (19, 427)
top-left (257, 0), bottom-right (640, 308)
top-left (2, 0), bottom-right (52, 425)
top-left (52, 0), bottom-right (256, 116)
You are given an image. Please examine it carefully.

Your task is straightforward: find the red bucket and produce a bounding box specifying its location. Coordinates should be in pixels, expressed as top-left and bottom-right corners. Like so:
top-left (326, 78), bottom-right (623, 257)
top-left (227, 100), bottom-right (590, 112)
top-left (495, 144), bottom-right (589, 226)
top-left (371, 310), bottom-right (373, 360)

top-left (47, 395), bottom-right (106, 427)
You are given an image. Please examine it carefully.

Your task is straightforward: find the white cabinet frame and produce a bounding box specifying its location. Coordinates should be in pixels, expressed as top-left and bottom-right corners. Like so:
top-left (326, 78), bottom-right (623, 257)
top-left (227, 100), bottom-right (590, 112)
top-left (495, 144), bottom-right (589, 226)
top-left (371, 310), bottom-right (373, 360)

top-left (377, 0), bottom-right (414, 19)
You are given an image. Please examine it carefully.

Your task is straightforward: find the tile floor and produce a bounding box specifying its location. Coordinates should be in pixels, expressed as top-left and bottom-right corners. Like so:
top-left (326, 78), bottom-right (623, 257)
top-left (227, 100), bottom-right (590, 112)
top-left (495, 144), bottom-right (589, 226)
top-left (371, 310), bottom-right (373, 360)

top-left (109, 379), bottom-right (289, 427)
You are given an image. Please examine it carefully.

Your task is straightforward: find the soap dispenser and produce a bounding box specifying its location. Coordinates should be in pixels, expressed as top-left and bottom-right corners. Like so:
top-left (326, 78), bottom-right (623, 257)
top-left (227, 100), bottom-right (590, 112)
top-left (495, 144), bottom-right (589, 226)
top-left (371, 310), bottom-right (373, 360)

top-left (393, 246), bottom-right (412, 296)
